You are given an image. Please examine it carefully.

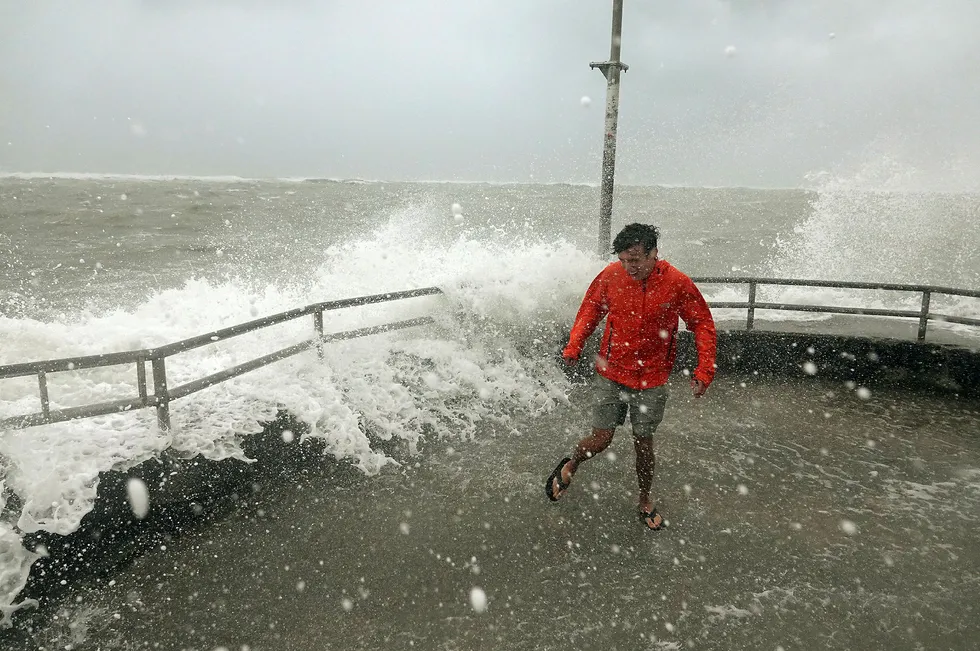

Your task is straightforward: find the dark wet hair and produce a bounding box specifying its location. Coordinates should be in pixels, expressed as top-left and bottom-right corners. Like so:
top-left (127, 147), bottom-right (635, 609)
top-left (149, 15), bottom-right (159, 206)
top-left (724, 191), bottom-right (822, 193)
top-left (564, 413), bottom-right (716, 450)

top-left (612, 223), bottom-right (660, 254)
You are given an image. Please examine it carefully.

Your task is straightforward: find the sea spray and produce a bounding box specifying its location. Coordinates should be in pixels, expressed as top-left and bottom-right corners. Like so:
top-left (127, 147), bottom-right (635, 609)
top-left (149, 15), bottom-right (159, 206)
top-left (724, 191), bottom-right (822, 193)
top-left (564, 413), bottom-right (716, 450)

top-left (0, 218), bottom-right (600, 619)
top-left (768, 158), bottom-right (980, 288)
top-left (708, 157), bottom-right (980, 331)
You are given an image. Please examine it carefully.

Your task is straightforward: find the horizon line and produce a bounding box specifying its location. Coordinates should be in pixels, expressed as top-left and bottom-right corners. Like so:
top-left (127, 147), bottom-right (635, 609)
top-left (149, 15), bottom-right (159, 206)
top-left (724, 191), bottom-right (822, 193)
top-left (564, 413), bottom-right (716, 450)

top-left (0, 170), bottom-right (810, 192)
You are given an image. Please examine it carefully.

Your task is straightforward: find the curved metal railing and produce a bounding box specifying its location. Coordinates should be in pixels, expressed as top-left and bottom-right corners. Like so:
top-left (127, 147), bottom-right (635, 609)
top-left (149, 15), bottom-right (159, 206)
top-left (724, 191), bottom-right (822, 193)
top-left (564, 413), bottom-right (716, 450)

top-left (0, 287), bottom-right (443, 431)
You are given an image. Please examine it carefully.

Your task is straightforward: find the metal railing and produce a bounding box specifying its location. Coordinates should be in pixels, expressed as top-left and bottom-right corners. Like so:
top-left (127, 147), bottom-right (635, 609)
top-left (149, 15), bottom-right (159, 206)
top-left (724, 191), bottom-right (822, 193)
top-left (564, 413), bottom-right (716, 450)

top-left (3, 278), bottom-right (979, 433)
top-left (0, 287), bottom-right (443, 432)
top-left (693, 276), bottom-right (980, 340)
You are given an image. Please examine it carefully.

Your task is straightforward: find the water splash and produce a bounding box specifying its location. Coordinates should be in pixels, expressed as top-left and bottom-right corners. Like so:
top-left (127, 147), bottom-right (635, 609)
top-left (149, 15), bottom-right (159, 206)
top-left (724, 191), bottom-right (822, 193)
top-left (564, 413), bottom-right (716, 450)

top-left (0, 204), bottom-right (600, 618)
top-left (741, 157), bottom-right (980, 330)
top-left (769, 156), bottom-right (978, 286)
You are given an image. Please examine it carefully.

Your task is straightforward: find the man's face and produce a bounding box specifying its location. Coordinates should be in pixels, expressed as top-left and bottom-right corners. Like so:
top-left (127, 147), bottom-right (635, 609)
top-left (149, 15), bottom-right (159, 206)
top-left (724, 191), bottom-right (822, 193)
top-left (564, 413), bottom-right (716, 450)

top-left (618, 243), bottom-right (658, 281)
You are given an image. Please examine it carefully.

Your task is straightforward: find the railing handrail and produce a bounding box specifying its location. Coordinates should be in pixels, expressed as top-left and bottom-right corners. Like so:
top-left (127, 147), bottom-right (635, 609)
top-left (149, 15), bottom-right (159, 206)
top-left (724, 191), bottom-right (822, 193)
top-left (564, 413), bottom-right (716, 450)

top-left (693, 276), bottom-right (980, 300)
top-left (0, 287), bottom-right (444, 431)
top-left (0, 287), bottom-right (443, 379)
top-left (2, 279), bottom-right (972, 380)
top-left (2, 278), bottom-right (979, 432)
top-left (153, 287), bottom-right (443, 358)
top-left (690, 276), bottom-right (980, 340)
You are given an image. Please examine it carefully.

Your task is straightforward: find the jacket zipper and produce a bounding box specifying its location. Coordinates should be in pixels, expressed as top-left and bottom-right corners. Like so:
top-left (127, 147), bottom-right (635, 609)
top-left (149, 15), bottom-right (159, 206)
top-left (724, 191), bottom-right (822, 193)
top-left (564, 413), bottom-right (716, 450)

top-left (640, 278), bottom-right (647, 366)
top-left (666, 328), bottom-right (677, 362)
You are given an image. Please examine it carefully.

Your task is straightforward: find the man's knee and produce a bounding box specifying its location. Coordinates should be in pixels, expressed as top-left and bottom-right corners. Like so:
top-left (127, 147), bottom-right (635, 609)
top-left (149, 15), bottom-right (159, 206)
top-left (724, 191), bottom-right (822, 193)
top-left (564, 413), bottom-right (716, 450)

top-left (633, 433), bottom-right (654, 451)
top-left (632, 424), bottom-right (658, 440)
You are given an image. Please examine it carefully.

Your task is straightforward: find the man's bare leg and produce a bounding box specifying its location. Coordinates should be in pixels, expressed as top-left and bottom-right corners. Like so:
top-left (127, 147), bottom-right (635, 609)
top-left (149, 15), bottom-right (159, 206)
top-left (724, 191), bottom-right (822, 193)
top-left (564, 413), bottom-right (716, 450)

top-left (634, 434), bottom-right (663, 528)
top-left (550, 428), bottom-right (614, 499)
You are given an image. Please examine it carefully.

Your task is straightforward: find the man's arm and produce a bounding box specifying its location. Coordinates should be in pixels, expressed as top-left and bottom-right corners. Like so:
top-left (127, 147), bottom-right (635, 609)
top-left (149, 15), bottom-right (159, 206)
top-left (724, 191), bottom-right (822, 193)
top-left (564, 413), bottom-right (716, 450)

top-left (677, 277), bottom-right (717, 392)
top-left (562, 273), bottom-right (608, 362)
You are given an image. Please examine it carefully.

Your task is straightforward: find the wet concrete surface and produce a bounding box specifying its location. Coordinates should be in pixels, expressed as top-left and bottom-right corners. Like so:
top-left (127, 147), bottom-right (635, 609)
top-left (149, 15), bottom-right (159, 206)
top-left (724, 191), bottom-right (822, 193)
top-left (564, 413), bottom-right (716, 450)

top-left (5, 373), bottom-right (979, 651)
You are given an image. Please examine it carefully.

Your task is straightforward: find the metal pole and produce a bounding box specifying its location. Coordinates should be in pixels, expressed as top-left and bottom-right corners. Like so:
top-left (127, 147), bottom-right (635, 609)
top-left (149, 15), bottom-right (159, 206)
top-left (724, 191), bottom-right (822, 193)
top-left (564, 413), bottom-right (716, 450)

top-left (591, 0), bottom-right (628, 257)
top-left (917, 290), bottom-right (931, 341)
top-left (314, 310), bottom-right (324, 360)
top-left (37, 370), bottom-right (50, 420)
top-left (152, 357), bottom-right (171, 431)
top-left (747, 282), bottom-right (757, 331)
top-left (137, 357), bottom-right (148, 401)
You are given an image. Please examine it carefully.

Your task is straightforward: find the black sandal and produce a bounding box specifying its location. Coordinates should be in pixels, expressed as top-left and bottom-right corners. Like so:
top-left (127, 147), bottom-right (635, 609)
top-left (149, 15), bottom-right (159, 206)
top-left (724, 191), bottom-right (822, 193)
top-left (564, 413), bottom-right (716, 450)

top-left (639, 507), bottom-right (664, 531)
top-left (545, 457), bottom-right (572, 502)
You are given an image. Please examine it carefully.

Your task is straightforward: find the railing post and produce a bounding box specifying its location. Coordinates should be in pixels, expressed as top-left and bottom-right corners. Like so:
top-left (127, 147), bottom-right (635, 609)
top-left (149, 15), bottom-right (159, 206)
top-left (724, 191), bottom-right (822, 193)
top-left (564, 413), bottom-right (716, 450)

top-left (151, 357), bottom-right (171, 431)
top-left (136, 357), bottom-right (148, 401)
top-left (746, 282), bottom-right (757, 331)
top-left (917, 290), bottom-right (931, 341)
top-left (314, 310), bottom-right (324, 359)
top-left (37, 370), bottom-right (50, 421)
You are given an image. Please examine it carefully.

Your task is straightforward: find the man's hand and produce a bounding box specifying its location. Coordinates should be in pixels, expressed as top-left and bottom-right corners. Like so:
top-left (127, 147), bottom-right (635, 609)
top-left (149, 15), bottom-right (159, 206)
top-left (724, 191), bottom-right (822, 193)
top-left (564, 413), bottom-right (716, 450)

top-left (691, 378), bottom-right (707, 397)
top-left (562, 353), bottom-right (579, 367)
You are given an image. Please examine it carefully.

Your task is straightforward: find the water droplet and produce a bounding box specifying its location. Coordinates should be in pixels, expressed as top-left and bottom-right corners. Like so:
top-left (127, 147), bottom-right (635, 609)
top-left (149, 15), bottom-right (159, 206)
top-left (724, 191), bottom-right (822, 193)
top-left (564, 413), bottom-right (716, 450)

top-left (470, 587), bottom-right (487, 613)
top-left (126, 478), bottom-right (150, 519)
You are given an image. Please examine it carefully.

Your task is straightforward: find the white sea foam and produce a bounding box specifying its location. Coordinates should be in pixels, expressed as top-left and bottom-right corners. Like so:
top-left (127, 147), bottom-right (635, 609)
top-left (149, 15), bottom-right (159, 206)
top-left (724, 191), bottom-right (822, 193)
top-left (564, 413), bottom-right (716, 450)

top-left (0, 209), bottom-right (600, 619)
top-left (704, 603), bottom-right (753, 621)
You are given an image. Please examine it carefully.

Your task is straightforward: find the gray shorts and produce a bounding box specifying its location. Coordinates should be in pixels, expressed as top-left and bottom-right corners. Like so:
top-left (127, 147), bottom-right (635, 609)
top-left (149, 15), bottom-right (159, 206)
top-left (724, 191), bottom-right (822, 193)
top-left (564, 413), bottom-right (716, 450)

top-left (592, 374), bottom-right (668, 437)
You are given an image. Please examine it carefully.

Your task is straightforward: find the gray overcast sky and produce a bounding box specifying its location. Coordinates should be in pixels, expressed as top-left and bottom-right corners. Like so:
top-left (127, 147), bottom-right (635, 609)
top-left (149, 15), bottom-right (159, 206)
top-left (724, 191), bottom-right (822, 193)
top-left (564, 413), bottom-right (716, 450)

top-left (2, 0), bottom-right (979, 187)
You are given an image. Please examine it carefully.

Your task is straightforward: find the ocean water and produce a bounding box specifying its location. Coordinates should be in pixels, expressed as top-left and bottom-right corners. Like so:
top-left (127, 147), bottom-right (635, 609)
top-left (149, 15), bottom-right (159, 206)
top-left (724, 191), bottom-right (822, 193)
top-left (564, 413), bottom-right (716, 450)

top-left (1, 171), bottom-right (979, 632)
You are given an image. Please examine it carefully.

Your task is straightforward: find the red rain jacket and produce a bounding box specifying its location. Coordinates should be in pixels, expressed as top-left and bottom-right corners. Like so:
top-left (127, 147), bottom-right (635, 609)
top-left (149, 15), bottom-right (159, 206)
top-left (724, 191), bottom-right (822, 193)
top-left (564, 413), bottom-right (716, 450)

top-left (563, 260), bottom-right (717, 390)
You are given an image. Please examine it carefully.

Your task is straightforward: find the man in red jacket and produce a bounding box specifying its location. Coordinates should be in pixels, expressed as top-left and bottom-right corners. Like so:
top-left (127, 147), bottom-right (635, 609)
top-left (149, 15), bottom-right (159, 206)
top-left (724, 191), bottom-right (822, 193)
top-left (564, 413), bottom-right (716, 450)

top-left (546, 223), bottom-right (717, 530)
